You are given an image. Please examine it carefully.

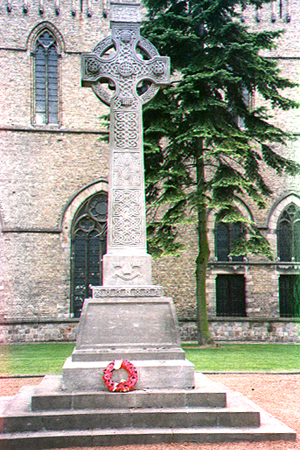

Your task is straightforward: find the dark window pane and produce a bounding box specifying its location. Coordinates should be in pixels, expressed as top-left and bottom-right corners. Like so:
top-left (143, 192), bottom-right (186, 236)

top-left (88, 230), bottom-right (101, 293)
top-left (71, 193), bottom-right (108, 317)
top-left (278, 219), bottom-right (292, 261)
top-left (231, 223), bottom-right (244, 262)
top-left (216, 275), bottom-right (230, 316)
top-left (216, 275), bottom-right (246, 317)
top-left (279, 275), bottom-right (300, 318)
top-left (216, 222), bottom-right (229, 261)
top-left (293, 220), bottom-right (300, 262)
top-left (230, 274), bottom-right (246, 316)
top-left (215, 222), bottom-right (243, 262)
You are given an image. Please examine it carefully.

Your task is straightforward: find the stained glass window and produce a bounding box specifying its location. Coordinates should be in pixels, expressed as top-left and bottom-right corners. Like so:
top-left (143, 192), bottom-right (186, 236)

top-left (34, 31), bottom-right (58, 125)
top-left (71, 193), bottom-right (108, 317)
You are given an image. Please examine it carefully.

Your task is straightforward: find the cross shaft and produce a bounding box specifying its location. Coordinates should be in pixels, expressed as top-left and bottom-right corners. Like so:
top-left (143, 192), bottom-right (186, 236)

top-left (81, 1), bottom-right (170, 286)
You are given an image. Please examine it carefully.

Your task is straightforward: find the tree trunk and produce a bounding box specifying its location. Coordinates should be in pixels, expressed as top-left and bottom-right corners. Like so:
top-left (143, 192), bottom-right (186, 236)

top-left (195, 139), bottom-right (214, 346)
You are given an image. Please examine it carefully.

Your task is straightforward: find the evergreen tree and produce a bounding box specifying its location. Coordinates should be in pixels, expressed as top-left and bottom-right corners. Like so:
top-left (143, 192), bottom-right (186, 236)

top-left (141, 0), bottom-right (300, 344)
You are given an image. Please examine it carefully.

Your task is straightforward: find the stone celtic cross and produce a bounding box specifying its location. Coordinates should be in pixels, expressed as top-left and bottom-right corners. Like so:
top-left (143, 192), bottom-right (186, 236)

top-left (81, 0), bottom-right (170, 287)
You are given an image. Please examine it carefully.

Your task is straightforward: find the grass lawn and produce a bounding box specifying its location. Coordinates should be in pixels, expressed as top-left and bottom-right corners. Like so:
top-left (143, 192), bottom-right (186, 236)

top-left (183, 343), bottom-right (300, 372)
top-left (0, 343), bottom-right (75, 376)
top-left (0, 343), bottom-right (299, 376)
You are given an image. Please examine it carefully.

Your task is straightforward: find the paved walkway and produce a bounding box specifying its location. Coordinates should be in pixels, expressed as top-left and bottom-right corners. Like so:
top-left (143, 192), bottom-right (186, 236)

top-left (0, 373), bottom-right (299, 450)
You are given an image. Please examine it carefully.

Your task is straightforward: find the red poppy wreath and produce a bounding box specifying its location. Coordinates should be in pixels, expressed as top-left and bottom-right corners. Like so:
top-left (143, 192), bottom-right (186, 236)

top-left (102, 359), bottom-right (138, 392)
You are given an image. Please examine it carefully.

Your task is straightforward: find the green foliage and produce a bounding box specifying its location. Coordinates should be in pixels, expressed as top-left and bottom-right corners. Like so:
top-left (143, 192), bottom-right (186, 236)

top-left (183, 343), bottom-right (300, 372)
top-left (141, 0), bottom-right (300, 343)
top-left (142, 0), bottom-right (299, 258)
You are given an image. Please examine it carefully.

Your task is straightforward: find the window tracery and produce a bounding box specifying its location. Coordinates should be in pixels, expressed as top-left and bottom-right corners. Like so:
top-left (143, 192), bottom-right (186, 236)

top-left (34, 30), bottom-right (59, 125)
top-left (71, 193), bottom-right (108, 317)
top-left (277, 203), bottom-right (300, 262)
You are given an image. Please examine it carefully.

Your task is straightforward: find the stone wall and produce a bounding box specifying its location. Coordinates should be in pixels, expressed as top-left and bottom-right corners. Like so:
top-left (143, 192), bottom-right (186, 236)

top-left (1, 318), bottom-right (299, 344)
top-left (0, 319), bottom-right (78, 343)
top-left (181, 319), bottom-right (300, 343)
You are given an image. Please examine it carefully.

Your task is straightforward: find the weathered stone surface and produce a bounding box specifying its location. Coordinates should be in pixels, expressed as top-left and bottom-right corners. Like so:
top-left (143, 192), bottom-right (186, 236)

top-left (62, 358), bottom-right (195, 391)
top-left (81, 0), bottom-right (170, 287)
top-left (60, 0), bottom-right (196, 393)
top-left (75, 296), bottom-right (181, 351)
top-left (0, 373), bottom-right (296, 449)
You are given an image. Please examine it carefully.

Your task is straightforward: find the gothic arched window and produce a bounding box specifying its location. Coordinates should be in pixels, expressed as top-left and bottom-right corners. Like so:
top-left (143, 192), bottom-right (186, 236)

top-left (71, 193), bottom-right (108, 317)
top-left (215, 222), bottom-right (244, 262)
top-left (277, 203), bottom-right (300, 262)
top-left (34, 30), bottom-right (59, 125)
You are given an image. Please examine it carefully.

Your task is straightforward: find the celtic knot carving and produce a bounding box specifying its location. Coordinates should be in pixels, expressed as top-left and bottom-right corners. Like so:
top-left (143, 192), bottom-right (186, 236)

top-left (111, 189), bottom-right (142, 245)
top-left (113, 153), bottom-right (141, 186)
top-left (114, 112), bottom-right (138, 148)
top-left (120, 30), bottom-right (133, 44)
top-left (81, 9), bottom-right (170, 260)
top-left (92, 82), bottom-right (111, 106)
top-left (86, 58), bottom-right (101, 75)
top-left (118, 61), bottom-right (134, 77)
top-left (138, 37), bottom-right (159, 59)
top-left (92, 286), bottom-right (164, 298)
top-left (114, 95), bottom-right (138, 109)
top-left (140, 83), bottom-right (160, 105)
top-left (152, 61), bottom-right (165, 76)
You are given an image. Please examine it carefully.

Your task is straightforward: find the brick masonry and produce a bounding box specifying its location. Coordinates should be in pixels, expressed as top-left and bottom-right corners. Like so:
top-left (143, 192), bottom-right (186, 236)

top-left (1, 0), bottom-right (300, 343)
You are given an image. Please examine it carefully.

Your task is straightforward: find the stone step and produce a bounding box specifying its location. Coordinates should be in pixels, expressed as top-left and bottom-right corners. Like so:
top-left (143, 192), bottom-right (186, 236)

top-left (31, 375), bottom-right (227, 411)
top-left (72, 346), bottom-right (186, 361)
top-left (2, 387), bottom-right (260, 433)
top-left (0, 374), bottom-right (296, 449)
top-left (0, 420), bottom-right (296, 450)
top-left (2, 407), bottom-right (261, 433)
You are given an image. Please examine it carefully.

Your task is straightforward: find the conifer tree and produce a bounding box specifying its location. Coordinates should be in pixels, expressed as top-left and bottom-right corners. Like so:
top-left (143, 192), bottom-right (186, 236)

top-left (141, 0), bottom-right (300, 344)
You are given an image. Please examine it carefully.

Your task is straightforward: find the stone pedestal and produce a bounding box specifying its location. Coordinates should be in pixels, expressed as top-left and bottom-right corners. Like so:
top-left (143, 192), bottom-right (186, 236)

top-left (68, 0), bottom-right (192, 394)
top-left (62, 286), bottom-right (195, 391)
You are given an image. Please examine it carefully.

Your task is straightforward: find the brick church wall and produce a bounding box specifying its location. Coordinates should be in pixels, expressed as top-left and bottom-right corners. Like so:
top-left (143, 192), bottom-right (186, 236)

top-left (0, 0), bottom-right (300, 343)
top-left (0, 1), bottom-right (110, 329)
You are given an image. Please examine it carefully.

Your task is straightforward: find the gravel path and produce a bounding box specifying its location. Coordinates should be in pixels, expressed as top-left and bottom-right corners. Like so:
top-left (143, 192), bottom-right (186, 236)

top-left (0, 373), bottom-right (299, 450)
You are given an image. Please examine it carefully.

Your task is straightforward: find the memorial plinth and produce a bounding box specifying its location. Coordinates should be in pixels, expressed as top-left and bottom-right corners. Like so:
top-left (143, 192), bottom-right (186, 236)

top-left (63, 287), bottom-right (194, 391)
top-left (62, 0), bottom-right (195, 391)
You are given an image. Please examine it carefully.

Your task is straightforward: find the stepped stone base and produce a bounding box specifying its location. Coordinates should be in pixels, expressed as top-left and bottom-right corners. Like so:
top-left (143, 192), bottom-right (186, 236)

top-left (0, 373), bottom-right (296, 449)
top-left (63, 292), bottom-right (195, 391)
